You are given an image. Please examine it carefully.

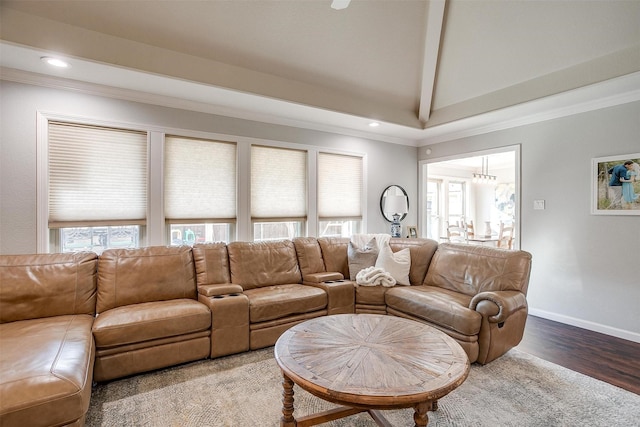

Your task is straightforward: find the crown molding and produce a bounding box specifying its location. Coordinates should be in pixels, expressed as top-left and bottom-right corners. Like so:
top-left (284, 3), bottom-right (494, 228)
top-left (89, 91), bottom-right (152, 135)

top-left (418, 71), bottom-right (640, 145)
top-left (0, 66), bottom-right (421, 147)
top-left (2, 64), bottom-right (639, 149)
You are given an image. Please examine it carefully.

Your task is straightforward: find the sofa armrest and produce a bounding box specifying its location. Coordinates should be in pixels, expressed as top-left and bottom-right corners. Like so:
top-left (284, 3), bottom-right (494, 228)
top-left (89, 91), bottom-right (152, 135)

top-left (197, 285), bottom-right (249, 358)
top-left (304, 280), bottom-right (354, 315)
top-left (198, 283), bottom-right (244, 297)
top-left (302, 272), bottom-right (344, 284)
top-left (470, 291), bottom-right (527, 323)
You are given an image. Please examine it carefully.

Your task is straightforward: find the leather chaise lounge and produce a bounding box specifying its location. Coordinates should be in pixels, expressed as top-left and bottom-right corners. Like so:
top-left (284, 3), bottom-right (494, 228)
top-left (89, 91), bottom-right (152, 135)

top-left (0, 252), bottom-right (98, 427)
top-left (0, 237), bottom-right (532, 426)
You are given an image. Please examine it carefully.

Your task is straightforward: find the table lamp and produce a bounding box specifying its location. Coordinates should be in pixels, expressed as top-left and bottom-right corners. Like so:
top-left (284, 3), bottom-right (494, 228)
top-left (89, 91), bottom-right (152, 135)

top-left (384, 195), bottom-right (408, 237)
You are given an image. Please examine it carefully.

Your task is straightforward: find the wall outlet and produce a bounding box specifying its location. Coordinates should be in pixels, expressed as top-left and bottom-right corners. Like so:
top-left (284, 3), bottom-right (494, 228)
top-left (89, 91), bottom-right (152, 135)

top-left (533, 200), bottom-right (545, 210)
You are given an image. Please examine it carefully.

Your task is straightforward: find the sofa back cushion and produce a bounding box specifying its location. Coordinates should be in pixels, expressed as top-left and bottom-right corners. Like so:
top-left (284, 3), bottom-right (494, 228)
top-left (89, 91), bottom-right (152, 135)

top-left (97, 245), bottom-right (196, 313)
top-left (424, 243), bottom-right (532, 296)
top-left (317, 237), bottom-right (350, 278)
top-left (292, 237), bottom-right (326, 277)
top-left (192, 243), bottom-right (231, 286)
top-left (227, 240), bottom-right (301, 290)
top-left (389, 238), bottom-right (439, 286)
top-left (316, 237), bottom-right (438, 286)
top-left (0, 252), bottom-right (97, 323)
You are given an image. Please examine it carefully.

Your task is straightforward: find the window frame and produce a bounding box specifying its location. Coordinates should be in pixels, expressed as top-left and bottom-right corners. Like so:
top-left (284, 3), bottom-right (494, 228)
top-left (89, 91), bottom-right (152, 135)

top-left (164, 135), bottom-right (237, 245)
top-left (37, 112), bottom-right (152, 253)
top-left (36, 112), bottom-right (368, 251)
top-left (249, 144), bottom-right (308, 241)
top-left (317, 151), bottom-right (364, 238)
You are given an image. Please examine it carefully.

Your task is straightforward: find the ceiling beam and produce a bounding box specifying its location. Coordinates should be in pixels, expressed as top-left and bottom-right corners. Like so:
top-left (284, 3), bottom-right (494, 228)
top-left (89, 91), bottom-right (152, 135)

top-left (418, 0), bottom-right (446, 124)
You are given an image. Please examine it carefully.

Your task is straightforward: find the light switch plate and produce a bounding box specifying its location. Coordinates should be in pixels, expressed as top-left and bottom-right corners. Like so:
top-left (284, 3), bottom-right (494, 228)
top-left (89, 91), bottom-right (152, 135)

top-left (533, 200), bottom-right (545, 210)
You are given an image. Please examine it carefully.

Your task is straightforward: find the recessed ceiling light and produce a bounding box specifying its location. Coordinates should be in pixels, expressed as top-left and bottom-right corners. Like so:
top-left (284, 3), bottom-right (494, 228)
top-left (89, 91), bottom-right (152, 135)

top-left (331, 0), bottom-right (350, 10)
top-left (368, 122), bottom-right (380, 127)
top-left (41, 56), bottom-right (69, 68)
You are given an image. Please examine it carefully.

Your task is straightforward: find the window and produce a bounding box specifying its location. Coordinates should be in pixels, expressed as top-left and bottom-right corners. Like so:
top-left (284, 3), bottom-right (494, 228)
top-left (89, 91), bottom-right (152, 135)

top-left (447, 181), bottom-right (466, 227)
top-left (59, 226), bottom-right (140, 252)
top-left (317, 152), bottom-right (363, 237)
top-left (169, 224), bottom-right (230, 245)
top-left (40, 117), bottom-right (367, 249)
top-left (425, 179), bottom-right (441, 240)
top-left (164, 136), bottom-right (236, 244)
top-left (251, 146), bottom-right (307, 241)
top-left (47, 122), bottom-right (147, 253)
top-left (493, 182), bottom-right (516, 225)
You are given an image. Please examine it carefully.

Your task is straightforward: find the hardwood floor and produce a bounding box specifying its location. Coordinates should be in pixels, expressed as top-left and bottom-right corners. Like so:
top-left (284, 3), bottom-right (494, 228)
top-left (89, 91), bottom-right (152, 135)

top-left (516, 315), bottom-right (640, 395)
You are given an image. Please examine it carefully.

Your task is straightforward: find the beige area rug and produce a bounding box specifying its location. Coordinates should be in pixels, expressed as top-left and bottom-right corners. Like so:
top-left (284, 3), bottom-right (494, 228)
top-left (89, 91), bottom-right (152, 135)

top-left (86, 347), bottom-right (639, 427)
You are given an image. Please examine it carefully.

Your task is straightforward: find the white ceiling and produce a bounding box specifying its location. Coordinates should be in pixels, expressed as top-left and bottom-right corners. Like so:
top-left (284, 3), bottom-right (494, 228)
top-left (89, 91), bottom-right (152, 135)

top-left (1, 0), bottom-right (639, 145)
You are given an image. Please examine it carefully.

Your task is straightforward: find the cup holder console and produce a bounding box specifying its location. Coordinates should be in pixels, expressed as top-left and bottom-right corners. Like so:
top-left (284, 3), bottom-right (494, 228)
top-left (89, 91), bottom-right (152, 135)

top-left (213, 293), bottom-right (241, 299)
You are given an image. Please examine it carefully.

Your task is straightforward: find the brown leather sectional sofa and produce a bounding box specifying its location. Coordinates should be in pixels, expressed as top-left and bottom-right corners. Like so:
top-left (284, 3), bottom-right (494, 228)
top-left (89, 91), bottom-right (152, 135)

top-left (0, 237), bottom-right (532, 426)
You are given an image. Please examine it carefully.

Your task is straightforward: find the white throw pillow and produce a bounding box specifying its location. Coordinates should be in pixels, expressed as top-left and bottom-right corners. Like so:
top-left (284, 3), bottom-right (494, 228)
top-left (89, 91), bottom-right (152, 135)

top-left (375, 244), bottom-right (411, 285)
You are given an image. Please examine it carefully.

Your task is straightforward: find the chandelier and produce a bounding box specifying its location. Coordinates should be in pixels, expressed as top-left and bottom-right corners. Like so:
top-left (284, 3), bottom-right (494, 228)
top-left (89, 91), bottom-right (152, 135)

top-left (472, 156), bottom-right (497, 184)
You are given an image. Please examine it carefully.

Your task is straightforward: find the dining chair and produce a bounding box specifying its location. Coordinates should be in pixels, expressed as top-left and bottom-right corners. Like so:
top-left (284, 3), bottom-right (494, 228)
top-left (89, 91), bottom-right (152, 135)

top-left (497, 222), bottom-right (514, 249)
top-left (446, 223), bottom-right (468, 243)
top-left (465, 220), bottom-right (475, 238)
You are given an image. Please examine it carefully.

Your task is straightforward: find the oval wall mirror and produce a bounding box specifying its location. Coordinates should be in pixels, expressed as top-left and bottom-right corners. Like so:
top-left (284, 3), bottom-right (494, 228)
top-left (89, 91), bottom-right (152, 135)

top-left (380, 185), bottom-right (409, 223)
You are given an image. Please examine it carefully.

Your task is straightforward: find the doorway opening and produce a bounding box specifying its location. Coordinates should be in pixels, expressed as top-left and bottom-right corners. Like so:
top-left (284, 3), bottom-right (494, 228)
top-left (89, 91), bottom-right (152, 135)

top-left (419, 146), bottom-right (520, 248)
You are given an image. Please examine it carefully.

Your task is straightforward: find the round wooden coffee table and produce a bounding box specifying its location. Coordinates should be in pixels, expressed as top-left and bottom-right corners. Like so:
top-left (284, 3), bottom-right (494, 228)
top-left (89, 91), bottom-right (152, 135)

top-left (274, 313), bottom-right (470, 427)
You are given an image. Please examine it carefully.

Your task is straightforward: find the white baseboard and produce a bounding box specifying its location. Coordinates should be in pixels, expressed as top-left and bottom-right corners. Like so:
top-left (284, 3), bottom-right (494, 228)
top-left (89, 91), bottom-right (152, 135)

top-left (529, 308), bottom-right (640, 344)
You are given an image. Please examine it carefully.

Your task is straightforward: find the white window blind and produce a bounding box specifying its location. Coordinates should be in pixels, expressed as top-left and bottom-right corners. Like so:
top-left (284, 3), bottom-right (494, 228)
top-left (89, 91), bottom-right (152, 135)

top-left (251, 145), bottom-right (307, 220)
top-left (318, 152), bottom-right (363, 219)
top-left (48, 122), bottom-right (147, 227)
top-left (164, 136), bottom-right (236, 221)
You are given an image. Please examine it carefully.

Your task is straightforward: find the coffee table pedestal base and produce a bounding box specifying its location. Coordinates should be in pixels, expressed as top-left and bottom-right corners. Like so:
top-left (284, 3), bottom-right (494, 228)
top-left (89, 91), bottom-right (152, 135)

top-left (280, 374), bottom-right (436, 427)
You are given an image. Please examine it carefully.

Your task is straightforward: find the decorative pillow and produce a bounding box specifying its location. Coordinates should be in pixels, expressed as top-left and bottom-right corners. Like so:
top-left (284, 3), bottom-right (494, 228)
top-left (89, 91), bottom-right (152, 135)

top-left (375, 244), bottom-right (411, 285)
top-left (347, 238), bottom-right (379, 281)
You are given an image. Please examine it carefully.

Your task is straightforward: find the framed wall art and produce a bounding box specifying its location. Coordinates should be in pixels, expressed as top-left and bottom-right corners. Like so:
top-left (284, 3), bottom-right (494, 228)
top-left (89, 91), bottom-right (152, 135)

top-left (591, 153), bottom-right (640, 215)
top-left (406, 225), bottom-right (418, 238)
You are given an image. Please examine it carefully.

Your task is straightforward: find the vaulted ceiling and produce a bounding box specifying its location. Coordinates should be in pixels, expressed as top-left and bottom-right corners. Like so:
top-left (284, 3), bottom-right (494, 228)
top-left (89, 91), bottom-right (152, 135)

top-left (1, 0), bottom-right (639, 145)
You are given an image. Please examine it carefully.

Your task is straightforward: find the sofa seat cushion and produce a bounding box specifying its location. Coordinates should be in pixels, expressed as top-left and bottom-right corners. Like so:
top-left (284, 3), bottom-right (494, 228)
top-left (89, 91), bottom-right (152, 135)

top-left (385, 285), bottom-right (482, 336)
top-left (92, 299), bottom-right (211, 348)
top-left (0, 315), bottom-right (95, 427)
top-left (244, 284), bottom-right (327, 323)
